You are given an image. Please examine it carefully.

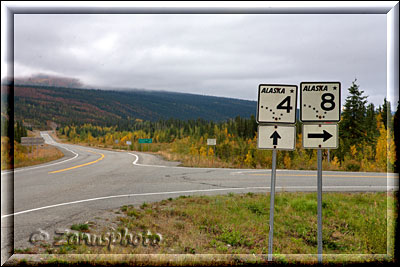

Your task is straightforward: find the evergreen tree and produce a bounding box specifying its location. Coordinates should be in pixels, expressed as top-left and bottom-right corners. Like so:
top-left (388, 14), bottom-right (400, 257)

top-left (338, 79), bottom-right (368, 161)
top-left (365, 103), bottom-right (379, 146)
top-left (14, 121), bottom-right (27, 143)
top-left (380, 98), bottom-right (393, 132)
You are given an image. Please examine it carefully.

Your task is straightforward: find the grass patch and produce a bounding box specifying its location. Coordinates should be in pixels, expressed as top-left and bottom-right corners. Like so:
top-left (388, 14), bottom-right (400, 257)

top-left (45, 192), bottom-right (395, 262)
top-left (70, 223), bottom-right (89, 232)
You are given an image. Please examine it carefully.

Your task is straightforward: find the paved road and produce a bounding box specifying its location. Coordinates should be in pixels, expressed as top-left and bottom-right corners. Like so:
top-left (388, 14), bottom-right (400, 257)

top-left (1, 131), bottom-right (398, 261)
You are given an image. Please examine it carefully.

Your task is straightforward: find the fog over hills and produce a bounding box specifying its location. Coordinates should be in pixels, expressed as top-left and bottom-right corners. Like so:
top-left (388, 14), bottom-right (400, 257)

top-left (9, 75), bottom-right (257, 127)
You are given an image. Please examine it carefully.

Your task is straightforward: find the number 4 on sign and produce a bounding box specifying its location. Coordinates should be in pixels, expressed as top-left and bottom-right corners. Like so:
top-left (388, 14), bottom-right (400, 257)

top-left (277, 96), bottom-right (292, 113)
top-left (257, 84), bottom-right (298, 124)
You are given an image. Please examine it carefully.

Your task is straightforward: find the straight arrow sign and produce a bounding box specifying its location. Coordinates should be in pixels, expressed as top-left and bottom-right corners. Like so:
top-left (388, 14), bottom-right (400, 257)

top-left (270, 131), bottom-right (281, 145)
top-left (258, 125), bottom-right (295, 150)
top-left (307, 130), bottom-right (332, 142)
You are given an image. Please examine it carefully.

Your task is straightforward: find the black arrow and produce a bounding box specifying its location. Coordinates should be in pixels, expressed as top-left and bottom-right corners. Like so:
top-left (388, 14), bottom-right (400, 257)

top-left (308, 130), bottom-right (333, 142)
top-left (270, 131), bottom-right (281, 146)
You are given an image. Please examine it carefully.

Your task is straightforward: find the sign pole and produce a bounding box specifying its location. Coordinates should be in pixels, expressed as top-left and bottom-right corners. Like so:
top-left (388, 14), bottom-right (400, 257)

top-left (317, 149), bottom-right (323, 263)
top-left (268, 149), bottom-right (277, 261)
top-left (257, 84), bottom-right (298, 261)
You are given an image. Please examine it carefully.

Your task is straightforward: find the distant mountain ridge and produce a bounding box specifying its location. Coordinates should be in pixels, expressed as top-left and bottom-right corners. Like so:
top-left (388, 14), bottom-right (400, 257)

top-left (13, 84), bottom-right (257, 127)
top-left (14, 74), bottom-right (83, 88)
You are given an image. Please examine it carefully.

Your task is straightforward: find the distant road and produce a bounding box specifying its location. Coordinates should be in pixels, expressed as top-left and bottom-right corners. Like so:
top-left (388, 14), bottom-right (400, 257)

top-left (1, 131), bottom-right (398, 254)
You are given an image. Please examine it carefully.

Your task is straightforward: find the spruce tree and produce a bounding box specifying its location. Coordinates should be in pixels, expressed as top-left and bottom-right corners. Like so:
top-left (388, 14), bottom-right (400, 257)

top-left (380, 98), bottom-right (393, 131)
top-left (365, 103), bottom-right (379, 146)
top-left (338, 79), bottom-right (368, 161)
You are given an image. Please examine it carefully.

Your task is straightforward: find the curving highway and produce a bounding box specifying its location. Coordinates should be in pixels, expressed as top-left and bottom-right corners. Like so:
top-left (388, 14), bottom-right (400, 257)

top-left (1, 131), bottom-right (398, 259)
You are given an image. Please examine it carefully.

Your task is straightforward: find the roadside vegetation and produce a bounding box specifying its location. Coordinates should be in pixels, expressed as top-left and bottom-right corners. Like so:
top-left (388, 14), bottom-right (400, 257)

top-left (21, 192), bottom-right (396, 264)
top-left (1, 80), bottom-right (397, 172)
top-left (1, 134), bottom-right (64, 170)
top-left (56, 81), bottom-right (397, 172)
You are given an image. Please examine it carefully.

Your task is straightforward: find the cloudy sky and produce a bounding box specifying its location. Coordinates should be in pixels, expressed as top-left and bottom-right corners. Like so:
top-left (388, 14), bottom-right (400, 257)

top-left (12, 12), bottom-right (392, 107)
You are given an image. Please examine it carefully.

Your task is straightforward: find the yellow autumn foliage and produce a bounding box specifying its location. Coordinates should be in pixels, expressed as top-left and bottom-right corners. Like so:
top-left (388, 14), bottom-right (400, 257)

top-left (283, 153), bottom-right (291, 169)
top-left (375, 125), bottom-right (387, 171)
top-left (208, 147), bottom-right (214, 157)
top-left (199, 146), bottom-right (207, 157)
top-left (244, 150), bottom-right (254, 167)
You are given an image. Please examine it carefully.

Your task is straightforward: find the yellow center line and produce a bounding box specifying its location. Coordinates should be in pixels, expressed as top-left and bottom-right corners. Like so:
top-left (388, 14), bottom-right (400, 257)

top-left (249, 174), bottom-right (389, 178)
top-left (49, 150), bottom-right (105, 174)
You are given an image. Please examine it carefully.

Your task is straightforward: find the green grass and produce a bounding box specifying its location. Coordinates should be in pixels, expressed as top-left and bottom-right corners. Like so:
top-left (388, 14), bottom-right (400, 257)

top-left (70, 223), bottom-right (89, 232)
top-left (42, 192), bottom-right (395, 263)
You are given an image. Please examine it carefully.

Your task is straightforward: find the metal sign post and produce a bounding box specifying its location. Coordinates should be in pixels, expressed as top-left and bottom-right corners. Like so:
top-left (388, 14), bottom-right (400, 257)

top-left (256, 84), bottom-right (298, 261)
top-left (21, 137), bottom-right (45, 159)
top-left (317, 149), bottom-right (323, 263)
top-left (207, 139), bottom-right (216, 157)
top-left (268, 149), bottom-right (277, 261)
top-left (126, 141), bottom-right (132, 151)
top-left (138, 139), bottom-right (152, 152)
top-left (300, 82), bottom-right (340, 263)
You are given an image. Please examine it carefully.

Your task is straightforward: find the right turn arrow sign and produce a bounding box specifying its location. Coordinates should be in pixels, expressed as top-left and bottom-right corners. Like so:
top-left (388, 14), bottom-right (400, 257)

top-left (303, 124), bottom-right (338, 149)
top-left (307, 130), bottom-right (333, 142)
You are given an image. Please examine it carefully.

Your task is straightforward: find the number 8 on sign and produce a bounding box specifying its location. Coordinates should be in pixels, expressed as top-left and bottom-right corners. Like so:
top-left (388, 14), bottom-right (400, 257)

top-left (300, 82), bottom-right (341, 122)
top-left (257, 84), bottom-right (298, 124)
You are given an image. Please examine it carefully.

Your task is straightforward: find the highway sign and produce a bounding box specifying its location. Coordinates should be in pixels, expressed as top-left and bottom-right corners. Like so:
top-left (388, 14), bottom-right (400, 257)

top-left (139, 138), bottom-right (152, 144)
top-left (300, 82), bottom-right (341, 122)
top-left (126, 141), bottom-right (132, 145)
top-left (207, 139), bottom-right (216, 146)
top-left (21, 137), bottom-right (45, 146)
top-left (257, 84), bottom-right (298, 124)
top-left (257, 124), bottom-right (296, 150)
top-left (303, 124), bottom-right (338, 149)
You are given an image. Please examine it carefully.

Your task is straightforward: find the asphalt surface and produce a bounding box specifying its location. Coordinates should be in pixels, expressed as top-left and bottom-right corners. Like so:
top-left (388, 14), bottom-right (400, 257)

top-left (1, 131), bottom-right (398, 262)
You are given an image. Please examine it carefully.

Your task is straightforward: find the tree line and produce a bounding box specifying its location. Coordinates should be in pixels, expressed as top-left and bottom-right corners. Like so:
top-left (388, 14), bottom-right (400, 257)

top-left (57, 80), bottom-right (397, 172)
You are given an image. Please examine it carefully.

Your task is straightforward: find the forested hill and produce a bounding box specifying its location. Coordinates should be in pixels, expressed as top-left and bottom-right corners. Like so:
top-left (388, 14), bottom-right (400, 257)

top-left (13, 84), bottom-right (257, 126)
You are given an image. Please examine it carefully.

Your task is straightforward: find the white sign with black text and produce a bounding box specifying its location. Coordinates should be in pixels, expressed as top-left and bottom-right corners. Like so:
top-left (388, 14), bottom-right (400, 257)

top-left (257, 84), bottom-right (298, 124)
top-left (300, 82), bottom-right (340, 122)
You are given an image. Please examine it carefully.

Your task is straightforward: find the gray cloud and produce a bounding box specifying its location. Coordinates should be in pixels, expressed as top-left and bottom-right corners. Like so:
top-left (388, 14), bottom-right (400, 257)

top-left (14, 14), bottom-right (390, 107)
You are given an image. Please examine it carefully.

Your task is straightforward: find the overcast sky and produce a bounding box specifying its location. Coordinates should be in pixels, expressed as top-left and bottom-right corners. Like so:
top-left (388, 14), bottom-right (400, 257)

top-left (13, 13), bottom-right (392, 108)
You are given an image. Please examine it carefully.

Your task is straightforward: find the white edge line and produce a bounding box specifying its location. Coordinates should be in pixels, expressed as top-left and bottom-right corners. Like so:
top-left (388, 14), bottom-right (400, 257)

top-left (129, 152), bottom-right (216, 170)
top-left (1, 134), bottom-right (79, 174)
top-left (231, 169), bottom-right (397, 176)
top-left (128, 153), bottom-right (395, 178)
top-left (2, 185), bottom-right (397, 219)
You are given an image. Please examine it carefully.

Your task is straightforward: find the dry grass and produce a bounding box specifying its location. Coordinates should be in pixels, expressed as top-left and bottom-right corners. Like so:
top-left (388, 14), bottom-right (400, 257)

top-left (16, 144), bottom-right (64, 169)
top-left (158, 150), bottom-right (234, 168)
top-left (1, 142), bottom-right (64, 170)
top-left (35, 192), bottom-right (396, 263)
